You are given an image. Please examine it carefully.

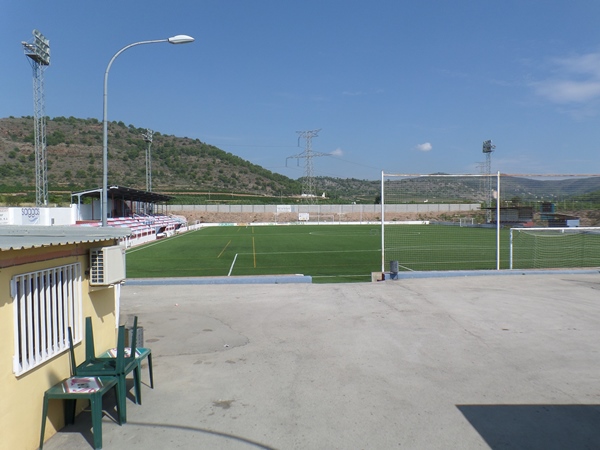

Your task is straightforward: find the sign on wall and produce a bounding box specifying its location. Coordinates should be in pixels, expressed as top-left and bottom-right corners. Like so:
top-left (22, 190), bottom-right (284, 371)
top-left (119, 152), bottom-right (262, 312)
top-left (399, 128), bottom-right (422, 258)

top-left (21, 207), bottom-right (41, 225)
top-left (0, 208), bottom-right (9, 225)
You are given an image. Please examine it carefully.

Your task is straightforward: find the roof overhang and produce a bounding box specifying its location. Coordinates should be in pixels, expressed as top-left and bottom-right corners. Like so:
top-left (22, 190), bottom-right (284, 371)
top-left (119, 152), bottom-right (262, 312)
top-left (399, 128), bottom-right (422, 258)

top-left (0, 226), bottom-right (131, 251)
top-left (72, 186), bottom-right (173, 203)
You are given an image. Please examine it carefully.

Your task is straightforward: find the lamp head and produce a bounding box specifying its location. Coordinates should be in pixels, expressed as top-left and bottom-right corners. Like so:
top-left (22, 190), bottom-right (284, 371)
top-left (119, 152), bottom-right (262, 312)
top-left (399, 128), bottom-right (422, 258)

top-left (168, 35), bottom-right (195, 44)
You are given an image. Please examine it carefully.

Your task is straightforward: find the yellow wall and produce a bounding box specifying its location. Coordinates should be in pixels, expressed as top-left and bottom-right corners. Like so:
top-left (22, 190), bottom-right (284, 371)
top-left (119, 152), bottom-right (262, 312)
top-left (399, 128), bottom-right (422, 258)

top-left (0, 241), bottom-right (121, 450)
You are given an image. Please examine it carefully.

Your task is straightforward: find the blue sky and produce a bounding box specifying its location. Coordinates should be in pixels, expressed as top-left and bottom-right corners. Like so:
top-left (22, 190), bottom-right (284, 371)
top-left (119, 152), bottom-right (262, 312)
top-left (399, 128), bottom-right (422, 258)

top-left (2, 1), bottom-right (600, 181)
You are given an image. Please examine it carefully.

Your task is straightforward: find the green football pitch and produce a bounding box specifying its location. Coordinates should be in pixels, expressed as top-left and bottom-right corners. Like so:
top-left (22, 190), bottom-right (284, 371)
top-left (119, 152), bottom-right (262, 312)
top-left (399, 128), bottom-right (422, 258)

top-left (125, 224), bottom-right (600, 283)
top-left (126, 225), bottom-right (384, 283)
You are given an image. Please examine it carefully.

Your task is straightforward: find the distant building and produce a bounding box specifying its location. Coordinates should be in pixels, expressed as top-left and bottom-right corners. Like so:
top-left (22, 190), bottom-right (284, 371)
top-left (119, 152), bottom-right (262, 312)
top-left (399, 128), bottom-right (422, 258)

top-left (487, 206), bottom-right (534, 225)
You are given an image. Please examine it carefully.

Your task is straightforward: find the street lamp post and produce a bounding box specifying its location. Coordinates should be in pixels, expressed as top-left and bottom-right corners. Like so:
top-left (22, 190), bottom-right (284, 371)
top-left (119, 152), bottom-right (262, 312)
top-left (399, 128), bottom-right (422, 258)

top-left (102, 35), bottom-right (194, 226)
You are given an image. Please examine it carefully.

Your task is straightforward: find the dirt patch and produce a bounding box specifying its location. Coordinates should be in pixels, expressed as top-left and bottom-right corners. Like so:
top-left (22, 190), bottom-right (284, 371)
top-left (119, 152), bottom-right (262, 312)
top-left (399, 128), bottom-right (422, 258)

top-left (175, 209), bottom-right (600, 226)
top-left (177, 210), bottom-right (455, 224)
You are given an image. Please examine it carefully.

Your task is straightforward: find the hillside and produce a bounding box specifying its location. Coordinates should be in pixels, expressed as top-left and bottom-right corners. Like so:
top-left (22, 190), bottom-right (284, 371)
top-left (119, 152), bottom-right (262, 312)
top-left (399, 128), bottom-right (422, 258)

top-left (0, 116), bottom-right (302, 197)
top-left (1, 116), bottom-right (600, 208)
top-left (383, 175), bottom-right (600, 203)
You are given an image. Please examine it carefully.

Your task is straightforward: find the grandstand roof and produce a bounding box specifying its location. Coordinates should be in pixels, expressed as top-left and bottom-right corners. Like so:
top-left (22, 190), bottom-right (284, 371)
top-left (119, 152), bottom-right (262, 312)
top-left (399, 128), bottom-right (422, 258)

top-left (0, 226), bottom-right (131, 251)
top-left (73, 186), bottom-right (173, 204)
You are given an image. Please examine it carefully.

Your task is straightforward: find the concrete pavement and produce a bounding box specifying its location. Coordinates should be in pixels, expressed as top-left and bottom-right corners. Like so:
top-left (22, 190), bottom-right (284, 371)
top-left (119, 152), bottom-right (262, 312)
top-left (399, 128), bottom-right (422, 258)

top-left (42, 273), bottom-right (600, 449)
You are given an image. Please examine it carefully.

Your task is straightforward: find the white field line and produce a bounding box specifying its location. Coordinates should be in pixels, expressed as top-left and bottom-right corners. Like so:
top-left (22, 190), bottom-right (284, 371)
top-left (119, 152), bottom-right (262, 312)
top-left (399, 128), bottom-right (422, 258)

top-left (228, 254), bottom-right (238, 276)
top-left (234, 249), bottom-right (380, 256)
top-left (312, 274), bottom-right (373, 279)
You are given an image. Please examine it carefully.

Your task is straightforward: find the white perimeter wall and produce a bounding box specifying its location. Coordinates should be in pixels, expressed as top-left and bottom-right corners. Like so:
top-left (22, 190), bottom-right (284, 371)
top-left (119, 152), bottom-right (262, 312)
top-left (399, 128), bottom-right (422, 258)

top-left (0, 206), bottom-right (77, 225)
top-left (169, 204), bottom-right (480, 214)
top-left (0, 203), bottom-right (481, 226)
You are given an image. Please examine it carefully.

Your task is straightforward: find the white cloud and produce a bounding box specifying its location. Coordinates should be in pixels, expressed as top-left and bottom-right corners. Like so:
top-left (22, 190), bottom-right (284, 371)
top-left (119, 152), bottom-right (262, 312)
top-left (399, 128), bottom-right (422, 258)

top-left (331, 148), bottom-right (343, 156)
top-left (533, 51), bottom-right (600, 104)
top-left (416, 142), bottom-right (432, 152)
top-left (533, 80), bottom-right (600, 103)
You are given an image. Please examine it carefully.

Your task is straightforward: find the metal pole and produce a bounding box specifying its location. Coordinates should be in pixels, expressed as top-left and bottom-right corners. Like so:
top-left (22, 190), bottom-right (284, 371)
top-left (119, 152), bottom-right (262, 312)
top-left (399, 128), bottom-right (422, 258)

top-left (509, 227), bottom-right (514, 270)
top-left (496, 171), bottom-right (501, 270)
top-left (102, 38), bottom-right (180, 226)
top-left (143, 129), bottom-right (154, 191)
top-left (381, 170), bottom-right (385, 273)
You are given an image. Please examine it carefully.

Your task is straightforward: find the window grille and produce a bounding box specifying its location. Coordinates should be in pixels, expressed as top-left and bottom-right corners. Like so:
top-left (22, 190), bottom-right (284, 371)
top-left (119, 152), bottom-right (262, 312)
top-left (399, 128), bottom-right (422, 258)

top-left (11, 263), bottom-right (82, 376)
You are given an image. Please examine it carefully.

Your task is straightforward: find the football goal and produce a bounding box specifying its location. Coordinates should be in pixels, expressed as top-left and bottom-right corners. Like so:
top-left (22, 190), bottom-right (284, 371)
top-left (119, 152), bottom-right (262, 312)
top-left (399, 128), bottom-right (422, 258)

top-left (380, 172), bottom-right (500, 272)
top-left (380, 172), bottom-right (600, 273)
top-left (509, 227), bottom-right (600, 270)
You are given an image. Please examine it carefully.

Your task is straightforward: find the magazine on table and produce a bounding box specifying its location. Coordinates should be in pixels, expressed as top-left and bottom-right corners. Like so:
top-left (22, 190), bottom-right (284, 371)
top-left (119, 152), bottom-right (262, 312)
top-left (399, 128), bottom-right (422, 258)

top-left (107, 347), bottom-right (140, 358)
top-left (63, 377), bottom-right (102, 393)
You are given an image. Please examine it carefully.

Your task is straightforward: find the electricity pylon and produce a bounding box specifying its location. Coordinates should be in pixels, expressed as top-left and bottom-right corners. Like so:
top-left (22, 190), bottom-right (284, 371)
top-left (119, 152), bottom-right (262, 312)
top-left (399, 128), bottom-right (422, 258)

top-left (286, 129), bottom-right (328, 203)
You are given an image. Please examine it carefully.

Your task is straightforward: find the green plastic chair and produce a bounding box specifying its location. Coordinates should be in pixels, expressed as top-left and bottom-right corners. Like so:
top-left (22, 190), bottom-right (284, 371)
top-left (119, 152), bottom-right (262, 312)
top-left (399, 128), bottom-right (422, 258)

top-left (68, 319), bottom-right (140, 424)
top-left (84, 316), bottom-right (143, 404)
top-left (39, 376), bottom-right (121, 449)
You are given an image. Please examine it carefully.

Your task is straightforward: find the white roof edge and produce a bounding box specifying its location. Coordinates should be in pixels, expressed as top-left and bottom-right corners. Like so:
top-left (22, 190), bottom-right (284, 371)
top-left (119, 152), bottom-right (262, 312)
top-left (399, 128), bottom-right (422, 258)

top-left (0, 226), bottom-right (131, 251)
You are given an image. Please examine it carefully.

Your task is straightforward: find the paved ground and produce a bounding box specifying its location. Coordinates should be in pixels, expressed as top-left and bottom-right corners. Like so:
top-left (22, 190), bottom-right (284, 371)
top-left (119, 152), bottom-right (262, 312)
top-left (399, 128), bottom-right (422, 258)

top-left (42, 272), bottom-right (600, 450)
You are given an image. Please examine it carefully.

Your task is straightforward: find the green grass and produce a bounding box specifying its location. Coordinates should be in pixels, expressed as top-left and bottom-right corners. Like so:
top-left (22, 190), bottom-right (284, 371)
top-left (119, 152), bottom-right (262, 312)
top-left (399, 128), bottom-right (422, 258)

top-left (126, 224), bottom-right (600, 283)
top-left (385, 225), bottom-right (506, 271)
top-left (126, 225), bottom-right (382, 283)
top-left (511, 228), bottom-right (600, 269)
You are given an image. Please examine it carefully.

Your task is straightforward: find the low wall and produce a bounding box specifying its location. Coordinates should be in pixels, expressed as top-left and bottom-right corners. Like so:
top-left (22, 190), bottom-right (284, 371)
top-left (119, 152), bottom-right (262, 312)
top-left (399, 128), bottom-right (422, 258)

top-left (0, 206), bottom-right (77, 225)
top-left (171, 203), bottom-right (480, 225)
top-left (169, 203), bottom-right (480, 214)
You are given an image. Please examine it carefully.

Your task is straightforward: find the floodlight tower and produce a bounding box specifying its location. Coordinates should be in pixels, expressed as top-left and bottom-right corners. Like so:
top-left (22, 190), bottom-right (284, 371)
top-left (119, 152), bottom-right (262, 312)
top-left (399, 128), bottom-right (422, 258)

top-left (286, 129), bottom-right (329, 203)
top-left (142, 129), bottom-right (154, 191)
top-left (482, 139), bottom-right (496, 220)
top-left (22, 29), bottom-right (50, 206)
top-left (476, 161), bottom-right (486, 201)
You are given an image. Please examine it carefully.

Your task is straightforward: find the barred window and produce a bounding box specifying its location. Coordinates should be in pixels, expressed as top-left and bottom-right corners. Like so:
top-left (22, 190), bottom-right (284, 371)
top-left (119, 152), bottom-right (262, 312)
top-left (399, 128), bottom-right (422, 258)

top-left (11, 263), bottom-right (82, 376)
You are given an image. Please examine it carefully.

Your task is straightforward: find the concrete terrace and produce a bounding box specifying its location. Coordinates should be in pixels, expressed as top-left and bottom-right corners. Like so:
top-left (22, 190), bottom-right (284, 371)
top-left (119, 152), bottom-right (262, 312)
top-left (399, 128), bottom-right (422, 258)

top-left (42, 272), bottom-right (600, 449)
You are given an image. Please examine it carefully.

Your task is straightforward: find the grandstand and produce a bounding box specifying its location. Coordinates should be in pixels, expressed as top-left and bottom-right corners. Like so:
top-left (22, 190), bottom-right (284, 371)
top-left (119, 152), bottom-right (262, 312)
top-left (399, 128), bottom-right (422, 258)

top-left (72, 185), bottom-right (187, 247)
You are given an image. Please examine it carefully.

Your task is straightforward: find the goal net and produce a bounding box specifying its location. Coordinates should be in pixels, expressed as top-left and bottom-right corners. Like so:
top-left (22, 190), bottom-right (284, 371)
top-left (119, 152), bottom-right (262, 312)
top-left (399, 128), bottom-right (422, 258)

top-left (381, 172), bottom-right (498, 272)
top-left (380, 172), bottom-right (600, 274)
top-left (510, 227), bottom-right (600, 269)
top-left (459, 218), bottom-right (475, 227)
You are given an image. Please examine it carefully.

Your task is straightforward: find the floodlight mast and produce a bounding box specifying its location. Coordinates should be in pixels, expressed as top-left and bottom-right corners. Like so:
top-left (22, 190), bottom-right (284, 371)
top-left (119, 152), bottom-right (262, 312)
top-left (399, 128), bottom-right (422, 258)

top-left (482, 139), bottom-right (496, 222)
top-left (142, 129), bottom-right (154, 192)
top-left (22, 29), bottom-right (50, 206)
top-left (102, 35), bottom-right (194, 226)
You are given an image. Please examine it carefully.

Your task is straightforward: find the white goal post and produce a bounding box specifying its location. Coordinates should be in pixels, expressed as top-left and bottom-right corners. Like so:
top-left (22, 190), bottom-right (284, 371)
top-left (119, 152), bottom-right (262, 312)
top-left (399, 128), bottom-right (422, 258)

top-left (381, 171), bottom-right (501, 273)
top-left (459, 218), bottom-right (474, 227)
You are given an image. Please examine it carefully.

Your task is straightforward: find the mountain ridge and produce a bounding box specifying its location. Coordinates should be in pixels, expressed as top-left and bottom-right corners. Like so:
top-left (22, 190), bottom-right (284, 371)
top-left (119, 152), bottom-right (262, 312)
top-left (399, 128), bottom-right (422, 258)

top-left (1, 116), bottom-right (599, 206)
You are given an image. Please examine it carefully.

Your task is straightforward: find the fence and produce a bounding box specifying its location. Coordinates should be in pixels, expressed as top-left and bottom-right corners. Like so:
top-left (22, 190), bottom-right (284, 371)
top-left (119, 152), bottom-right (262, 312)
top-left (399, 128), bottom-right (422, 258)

top-left (169, 203), bottom-right (480, 224)
top-left (381, 173), bottom-right (600, 273)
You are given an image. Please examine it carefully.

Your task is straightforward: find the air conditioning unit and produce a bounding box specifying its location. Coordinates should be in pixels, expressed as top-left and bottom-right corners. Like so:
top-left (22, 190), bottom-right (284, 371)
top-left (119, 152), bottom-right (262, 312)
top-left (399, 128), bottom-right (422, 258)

top-left (89, 246), bottom-right (126, 286)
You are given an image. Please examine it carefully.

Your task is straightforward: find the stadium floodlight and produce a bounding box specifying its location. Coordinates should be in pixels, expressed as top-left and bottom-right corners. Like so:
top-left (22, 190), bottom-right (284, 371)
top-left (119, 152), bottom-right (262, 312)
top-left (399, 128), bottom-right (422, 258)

top-left (102, 35), bottom-right (194, 227)
top-left (22, 29), bottom-right (50, 65)
top-left (22, 29), bottom-right (50, 206)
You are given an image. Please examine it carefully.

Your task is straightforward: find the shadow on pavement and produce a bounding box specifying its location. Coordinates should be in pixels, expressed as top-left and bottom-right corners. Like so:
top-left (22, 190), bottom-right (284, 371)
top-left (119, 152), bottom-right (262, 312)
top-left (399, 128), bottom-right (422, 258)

top-left (458, 404), bottom-right (600, 450)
